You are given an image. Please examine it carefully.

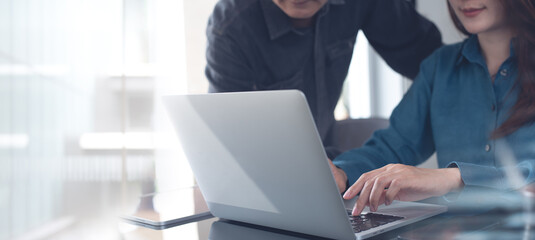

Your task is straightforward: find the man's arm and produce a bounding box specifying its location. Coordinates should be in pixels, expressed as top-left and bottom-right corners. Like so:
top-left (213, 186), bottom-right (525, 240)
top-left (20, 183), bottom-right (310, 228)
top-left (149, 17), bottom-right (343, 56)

top-left (205, 17), bottom-right (255, 92)
top-left (361, 0), bottom-right (442, 79)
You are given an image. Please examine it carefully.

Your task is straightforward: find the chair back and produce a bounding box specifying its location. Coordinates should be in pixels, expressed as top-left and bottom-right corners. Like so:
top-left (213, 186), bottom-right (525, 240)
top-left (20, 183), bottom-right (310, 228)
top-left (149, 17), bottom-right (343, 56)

top-left (332, 118), bottom-right (389, 153)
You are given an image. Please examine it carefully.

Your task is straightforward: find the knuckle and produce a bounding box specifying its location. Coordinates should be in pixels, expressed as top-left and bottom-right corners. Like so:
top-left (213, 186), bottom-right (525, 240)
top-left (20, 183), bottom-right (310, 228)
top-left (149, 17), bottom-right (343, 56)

top-left (374, 177), bottom-right (384, 185)
top-left (362, 181), bottom-right (371, 190)
top-left (362, 183), bottom-right (373, 194)
top-left (386, 164), bottom-right (401, 171)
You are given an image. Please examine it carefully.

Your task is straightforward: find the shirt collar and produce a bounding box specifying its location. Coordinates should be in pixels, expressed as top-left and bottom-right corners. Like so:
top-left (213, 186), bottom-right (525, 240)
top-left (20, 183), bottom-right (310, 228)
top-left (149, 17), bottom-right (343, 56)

top-left (260, 0), bottom-right (345, 40)
top-left (456, 34), bottom-right (516, 66)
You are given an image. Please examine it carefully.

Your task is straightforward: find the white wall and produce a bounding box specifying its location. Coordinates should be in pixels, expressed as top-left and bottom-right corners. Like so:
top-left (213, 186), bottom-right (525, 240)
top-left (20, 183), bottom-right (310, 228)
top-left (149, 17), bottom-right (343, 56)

top-left (184, 0), bottom-right (219, 94)
top-left (417, 0), bottom-right (465, 45)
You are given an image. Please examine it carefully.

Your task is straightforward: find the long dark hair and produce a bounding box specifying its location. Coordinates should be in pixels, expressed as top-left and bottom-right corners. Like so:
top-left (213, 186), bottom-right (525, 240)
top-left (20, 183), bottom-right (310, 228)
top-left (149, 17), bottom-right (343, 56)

top-left (448, 0), bottom-right (535, 138)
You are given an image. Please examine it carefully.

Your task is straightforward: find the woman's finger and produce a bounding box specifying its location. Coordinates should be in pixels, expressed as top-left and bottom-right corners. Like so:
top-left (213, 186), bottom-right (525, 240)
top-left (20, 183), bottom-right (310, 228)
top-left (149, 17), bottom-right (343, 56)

top-left (385, 180), bottom-right (402, 206)
top-left (368, 174), bottom-right (394, 211)
top-left (344, 166), bottom-right (387, 199)
top-left (352, 180), bottom-right (374, 215)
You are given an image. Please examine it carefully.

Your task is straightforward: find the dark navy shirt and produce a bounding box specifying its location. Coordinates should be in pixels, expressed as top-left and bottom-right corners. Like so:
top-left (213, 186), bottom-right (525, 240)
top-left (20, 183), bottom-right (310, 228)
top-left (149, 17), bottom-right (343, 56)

top-left (334, 35), bottom-right (535, 193)
top-left (205, 0), bottom-right (442, 158)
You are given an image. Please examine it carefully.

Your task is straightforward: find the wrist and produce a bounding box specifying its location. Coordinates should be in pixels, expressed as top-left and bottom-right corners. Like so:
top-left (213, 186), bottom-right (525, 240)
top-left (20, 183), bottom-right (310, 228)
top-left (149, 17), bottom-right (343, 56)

top-left (337, 167), bottom-right (348, 188)
top-left (340, 167), bottom-right (348, 180)
top-left (444, 168), bottom-right (464, 192)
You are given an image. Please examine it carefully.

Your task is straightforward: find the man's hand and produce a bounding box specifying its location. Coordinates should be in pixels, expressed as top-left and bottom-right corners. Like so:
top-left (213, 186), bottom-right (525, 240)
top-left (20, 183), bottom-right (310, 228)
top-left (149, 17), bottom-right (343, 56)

top-left (328, 159), bottom-right (348, 193)
top-left (343, 164), bottom-right (464, 216)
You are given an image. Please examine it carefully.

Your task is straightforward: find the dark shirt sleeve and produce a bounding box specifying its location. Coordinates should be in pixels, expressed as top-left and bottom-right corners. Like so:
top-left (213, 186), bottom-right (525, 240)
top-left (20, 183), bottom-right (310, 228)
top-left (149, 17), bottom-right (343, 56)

top-left (361, 0), bottom-right (442, 79)
top-left (205, 18), bottom-right (255, 93)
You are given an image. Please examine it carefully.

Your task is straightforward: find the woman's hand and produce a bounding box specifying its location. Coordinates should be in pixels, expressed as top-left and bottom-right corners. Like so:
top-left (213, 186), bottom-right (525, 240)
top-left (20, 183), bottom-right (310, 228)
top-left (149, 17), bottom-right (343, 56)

top-left (343, 164), bottom-right (464, 215)
top-left (328, 159), bottom-right (348, 193)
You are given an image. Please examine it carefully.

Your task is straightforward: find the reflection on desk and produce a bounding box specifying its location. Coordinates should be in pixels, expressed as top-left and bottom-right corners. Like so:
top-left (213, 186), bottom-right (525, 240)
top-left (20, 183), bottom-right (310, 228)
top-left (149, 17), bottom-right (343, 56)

top-left (119, 188), bottom-right (535, 240)
top-left (120, 208), bottom-right (535, 240)
top-left (209, 220), bottom-right (328, 240)
top-left (121, 187), bottom-right (212, 229)
top-left (120, 216), bottom-right (218, 240)
top-left (395, 209), bottom-right (535, 240)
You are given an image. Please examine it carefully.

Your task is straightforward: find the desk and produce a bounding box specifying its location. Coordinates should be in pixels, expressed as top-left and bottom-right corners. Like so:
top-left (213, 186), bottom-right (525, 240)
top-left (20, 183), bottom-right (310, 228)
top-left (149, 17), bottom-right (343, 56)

top-left (120, 207), bottom-right (535, 239)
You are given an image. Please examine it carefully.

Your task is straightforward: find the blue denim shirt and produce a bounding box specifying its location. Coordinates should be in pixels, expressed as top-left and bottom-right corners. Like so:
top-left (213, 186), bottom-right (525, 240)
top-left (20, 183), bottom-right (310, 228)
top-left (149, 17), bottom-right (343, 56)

top-left (334, 35), bottom-right (535, 192)
top-left (206, 0), bottom-right (442, 158)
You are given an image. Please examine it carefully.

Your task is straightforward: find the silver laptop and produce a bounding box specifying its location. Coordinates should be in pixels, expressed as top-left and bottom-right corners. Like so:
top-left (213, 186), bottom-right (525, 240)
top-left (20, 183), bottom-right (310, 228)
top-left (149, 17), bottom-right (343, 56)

top-left (163, 90), bottom-right (446, 239)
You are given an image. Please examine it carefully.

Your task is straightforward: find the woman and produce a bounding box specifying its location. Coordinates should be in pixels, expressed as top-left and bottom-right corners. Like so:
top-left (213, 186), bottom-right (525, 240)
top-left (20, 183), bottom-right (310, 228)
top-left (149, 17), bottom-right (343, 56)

top-left (330, 0), bottom-right (535, 215)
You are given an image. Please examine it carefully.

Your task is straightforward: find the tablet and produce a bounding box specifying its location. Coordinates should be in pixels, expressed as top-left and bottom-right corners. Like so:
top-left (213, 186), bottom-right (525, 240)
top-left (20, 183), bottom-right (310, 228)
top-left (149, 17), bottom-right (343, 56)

top-left (121, 186), bottom-right (213, 229)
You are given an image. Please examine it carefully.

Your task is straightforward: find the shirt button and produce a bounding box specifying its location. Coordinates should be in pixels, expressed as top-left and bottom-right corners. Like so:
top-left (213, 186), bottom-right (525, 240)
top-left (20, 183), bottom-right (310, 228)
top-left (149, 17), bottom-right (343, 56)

top-left (485, 144), bottom-right (491, 152)
top-left (491, 104), bottom-right (496, 111)
top-left (500, 69), bottom-right (508, 76)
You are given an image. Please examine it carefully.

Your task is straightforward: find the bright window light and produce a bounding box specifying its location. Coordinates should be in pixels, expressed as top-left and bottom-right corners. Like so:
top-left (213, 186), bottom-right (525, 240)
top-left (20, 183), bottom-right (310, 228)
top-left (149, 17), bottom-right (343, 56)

top-left (79, 132), bottom-right (179, 150)
top-left (0, 134), bottom-right (29, 149)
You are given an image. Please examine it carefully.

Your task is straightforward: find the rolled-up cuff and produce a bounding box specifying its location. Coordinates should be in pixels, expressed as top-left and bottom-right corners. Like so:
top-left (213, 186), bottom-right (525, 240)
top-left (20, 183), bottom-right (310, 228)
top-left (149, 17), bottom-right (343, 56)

top-left (448, 161), bottom-right (506, 189)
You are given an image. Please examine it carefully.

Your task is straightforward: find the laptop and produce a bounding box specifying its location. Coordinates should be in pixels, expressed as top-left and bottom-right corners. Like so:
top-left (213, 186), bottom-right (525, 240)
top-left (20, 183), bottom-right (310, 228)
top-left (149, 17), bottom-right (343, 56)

top-left (163, 90), bottom-right (446, 239)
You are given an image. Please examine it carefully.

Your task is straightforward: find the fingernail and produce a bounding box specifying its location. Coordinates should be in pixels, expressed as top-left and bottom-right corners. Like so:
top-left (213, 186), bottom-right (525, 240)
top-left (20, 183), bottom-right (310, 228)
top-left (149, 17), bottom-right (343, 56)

top-left (353, 204), bottom-right (361, 215)
top-left (343, 190), bottom-right (350, 199)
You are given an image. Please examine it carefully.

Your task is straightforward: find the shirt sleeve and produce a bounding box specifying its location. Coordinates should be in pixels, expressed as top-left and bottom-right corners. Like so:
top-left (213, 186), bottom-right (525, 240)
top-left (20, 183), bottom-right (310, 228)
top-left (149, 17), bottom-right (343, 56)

top-left (333, 55), bottom-right (437, 185)
top-left (205, 17), bottom-right (255, 93)
top-left (443, 158), bottom-right (535, 204)
top-left (361, 0), bottom-right (442, 79)
top-left (448, 158), bottom-right (535, 190)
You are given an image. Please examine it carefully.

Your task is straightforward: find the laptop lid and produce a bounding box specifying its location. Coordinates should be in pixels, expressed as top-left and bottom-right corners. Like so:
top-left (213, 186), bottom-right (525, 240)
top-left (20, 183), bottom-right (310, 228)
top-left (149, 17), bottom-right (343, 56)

top-left (163, 90), bottom-right (355, 239)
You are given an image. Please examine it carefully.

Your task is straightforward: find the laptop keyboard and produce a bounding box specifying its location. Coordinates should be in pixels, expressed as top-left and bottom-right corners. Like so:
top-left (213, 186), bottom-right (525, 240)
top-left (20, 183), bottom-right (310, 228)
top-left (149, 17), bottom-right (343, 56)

top-left (347, 210), bottom-right (404, 233)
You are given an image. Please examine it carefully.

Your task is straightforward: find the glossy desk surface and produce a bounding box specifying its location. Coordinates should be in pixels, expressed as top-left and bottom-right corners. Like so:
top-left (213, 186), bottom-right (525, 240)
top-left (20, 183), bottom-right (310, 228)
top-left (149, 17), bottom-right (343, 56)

top-left (117, 185), bottom-right (535, 239)
top-left (120, 207), bottom-right (535, 240)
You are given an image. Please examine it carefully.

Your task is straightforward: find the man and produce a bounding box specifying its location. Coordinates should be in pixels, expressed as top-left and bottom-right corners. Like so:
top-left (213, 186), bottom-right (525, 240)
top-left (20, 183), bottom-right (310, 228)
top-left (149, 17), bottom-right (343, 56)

top-left (205, 0), bottom-right (442, 159)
